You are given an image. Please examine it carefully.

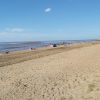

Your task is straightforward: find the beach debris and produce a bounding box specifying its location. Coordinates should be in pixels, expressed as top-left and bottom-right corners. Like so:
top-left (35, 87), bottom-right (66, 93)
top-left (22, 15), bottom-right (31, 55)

top-left (53, 44), bottom-right (57, 47)
top-left (31, 48), bottom-right (36, 50)
top-left (5, 51), bottom-right (10, 54)
top-left (49, 44), bottom-right (57, 47)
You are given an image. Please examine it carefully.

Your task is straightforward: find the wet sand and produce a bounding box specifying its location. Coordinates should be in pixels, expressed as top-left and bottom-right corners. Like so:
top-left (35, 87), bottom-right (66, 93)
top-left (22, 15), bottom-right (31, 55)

top-left (0, 41), bottom-right (100, 100)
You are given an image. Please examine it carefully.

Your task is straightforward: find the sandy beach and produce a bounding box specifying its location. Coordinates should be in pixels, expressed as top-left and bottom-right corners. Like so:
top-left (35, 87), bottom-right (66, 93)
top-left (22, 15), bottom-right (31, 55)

top-left (0, 41), bottom-right (100, 100)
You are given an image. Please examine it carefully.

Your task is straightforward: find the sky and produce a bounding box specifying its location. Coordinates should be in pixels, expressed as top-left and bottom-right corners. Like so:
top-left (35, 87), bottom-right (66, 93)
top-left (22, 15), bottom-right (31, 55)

top-left (0, 0), bottom-right (100, 42)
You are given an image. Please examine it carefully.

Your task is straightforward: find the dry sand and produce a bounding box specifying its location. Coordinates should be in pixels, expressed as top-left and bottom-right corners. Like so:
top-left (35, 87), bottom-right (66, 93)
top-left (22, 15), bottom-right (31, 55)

top-left (0, 42), bottom-right (100, 100)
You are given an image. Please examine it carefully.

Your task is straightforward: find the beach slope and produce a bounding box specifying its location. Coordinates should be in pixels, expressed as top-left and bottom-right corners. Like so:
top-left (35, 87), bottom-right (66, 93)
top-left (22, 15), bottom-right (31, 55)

top-left (0, 43), bottom-right (100, 100)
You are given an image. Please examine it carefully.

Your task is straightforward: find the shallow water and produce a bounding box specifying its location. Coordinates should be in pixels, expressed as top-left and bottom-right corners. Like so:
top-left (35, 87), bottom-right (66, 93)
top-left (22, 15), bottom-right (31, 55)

top-left (0, 40), bottom-right (94, 52)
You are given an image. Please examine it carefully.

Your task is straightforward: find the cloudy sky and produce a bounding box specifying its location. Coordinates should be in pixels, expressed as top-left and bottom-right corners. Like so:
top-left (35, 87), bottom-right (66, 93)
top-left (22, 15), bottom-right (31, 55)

top-left (0, 0), bottom-right (100, 42)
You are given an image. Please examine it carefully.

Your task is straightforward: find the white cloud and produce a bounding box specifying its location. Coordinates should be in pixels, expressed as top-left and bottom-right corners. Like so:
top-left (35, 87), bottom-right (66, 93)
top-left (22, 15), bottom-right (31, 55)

top-left (11, 28), bottom-right (24, 32)
top-left (0, 32), bottom-right (7, 35)
top-left (45, 8), bottom-right (52, 13)
top-left (0, 28), bottom-right (25, 36)
top-left (5, 28), bottom-right (24, 33)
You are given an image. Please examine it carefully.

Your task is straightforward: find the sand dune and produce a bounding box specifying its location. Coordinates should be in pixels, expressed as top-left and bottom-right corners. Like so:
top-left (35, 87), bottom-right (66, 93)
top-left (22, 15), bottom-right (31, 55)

top-left (0, 43), bottom-right (100, 100)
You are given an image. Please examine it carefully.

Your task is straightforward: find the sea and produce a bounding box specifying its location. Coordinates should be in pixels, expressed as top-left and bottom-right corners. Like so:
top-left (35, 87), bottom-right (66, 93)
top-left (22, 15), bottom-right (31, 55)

top-left (0, 40), bottom-right (95, 52)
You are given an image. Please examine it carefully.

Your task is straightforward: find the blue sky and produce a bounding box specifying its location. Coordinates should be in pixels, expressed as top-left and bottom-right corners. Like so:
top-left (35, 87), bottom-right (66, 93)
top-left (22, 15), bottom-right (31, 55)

top-left (0, 0), bottom-right (100, 42)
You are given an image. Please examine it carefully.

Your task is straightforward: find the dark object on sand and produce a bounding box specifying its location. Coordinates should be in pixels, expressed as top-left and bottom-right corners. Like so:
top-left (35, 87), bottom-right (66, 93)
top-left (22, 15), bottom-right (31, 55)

top-left (5, 51), bottom-right (9, 54)
top-left (31, 48), bottom-right (33, 50)
top-left (31, 48), bottom-right (35, 50)
top-left (53, 44), bottom-right (57, 47)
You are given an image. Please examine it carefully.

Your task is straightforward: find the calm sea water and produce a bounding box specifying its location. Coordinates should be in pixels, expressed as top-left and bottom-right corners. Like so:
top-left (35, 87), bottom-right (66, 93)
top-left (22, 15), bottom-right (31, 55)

top-left (0, 40), bottom-right (94, 52)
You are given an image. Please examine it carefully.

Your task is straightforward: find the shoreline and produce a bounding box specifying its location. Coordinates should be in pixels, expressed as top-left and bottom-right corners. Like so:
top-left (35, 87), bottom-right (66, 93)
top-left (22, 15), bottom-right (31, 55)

top-left (0, 40), bottom-right (100, 67)
top-left (0, 40), bottom-right (97, 53)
